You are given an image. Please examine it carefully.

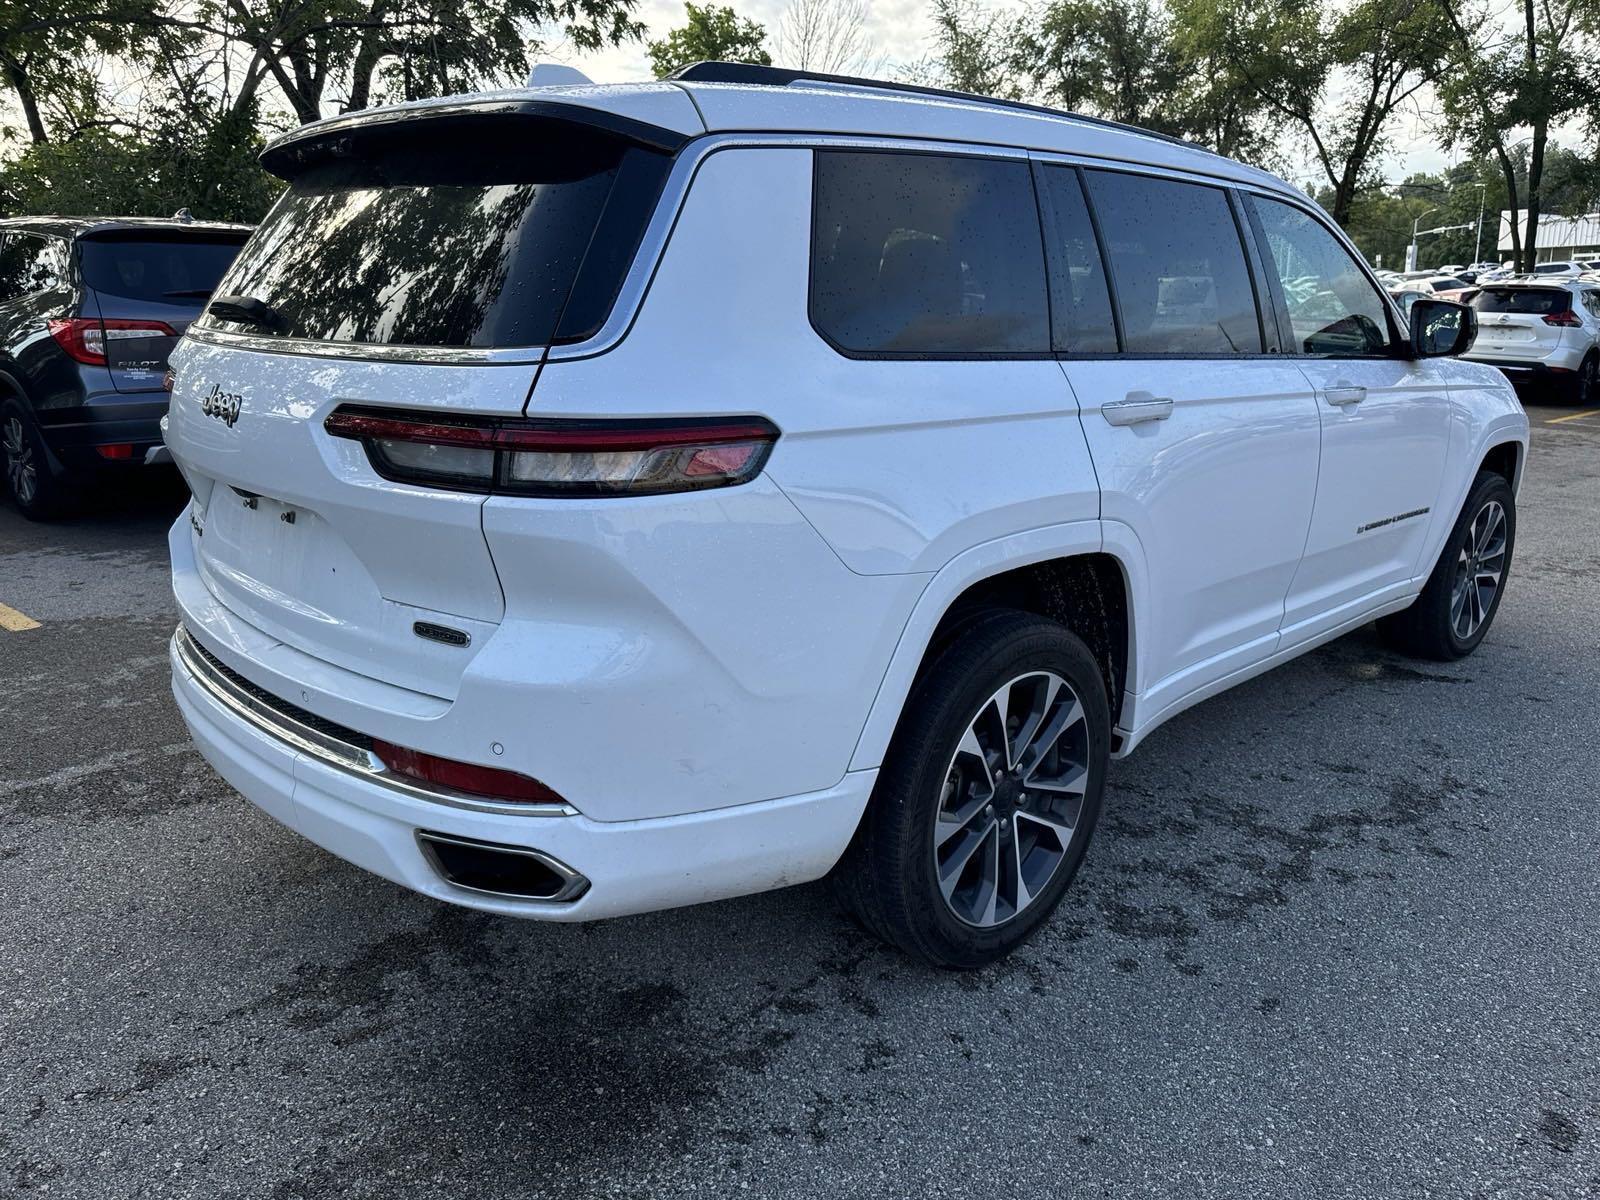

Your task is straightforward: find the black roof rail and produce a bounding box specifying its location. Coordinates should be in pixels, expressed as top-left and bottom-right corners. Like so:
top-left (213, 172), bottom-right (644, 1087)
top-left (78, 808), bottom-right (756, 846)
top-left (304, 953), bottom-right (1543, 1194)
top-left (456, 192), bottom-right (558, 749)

top-left (667, 61), bottom-right (1204, 152)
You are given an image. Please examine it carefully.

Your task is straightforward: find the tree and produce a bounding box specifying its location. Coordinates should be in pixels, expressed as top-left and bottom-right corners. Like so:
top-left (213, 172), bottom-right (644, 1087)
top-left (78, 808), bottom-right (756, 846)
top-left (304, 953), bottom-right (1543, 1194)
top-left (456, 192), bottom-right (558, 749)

top-left (921, 0), bottom-right (1025, 98)
top-left (1017, 0), bottom-right (1186, 132)
top-left (1432, 0), bottom-right (1599, 270)
top-left (773, 0), bottom-right (880, 74)
top-left (1179, 0), bottom-right (1437, 226)
top-left (647, 3), bottom-right (769, 77)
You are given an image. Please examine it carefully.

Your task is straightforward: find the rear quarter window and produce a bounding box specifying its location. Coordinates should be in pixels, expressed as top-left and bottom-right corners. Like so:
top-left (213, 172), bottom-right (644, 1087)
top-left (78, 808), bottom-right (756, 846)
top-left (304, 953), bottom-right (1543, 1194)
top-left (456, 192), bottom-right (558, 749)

top-left (809, 150), bottom-right (1050, 356)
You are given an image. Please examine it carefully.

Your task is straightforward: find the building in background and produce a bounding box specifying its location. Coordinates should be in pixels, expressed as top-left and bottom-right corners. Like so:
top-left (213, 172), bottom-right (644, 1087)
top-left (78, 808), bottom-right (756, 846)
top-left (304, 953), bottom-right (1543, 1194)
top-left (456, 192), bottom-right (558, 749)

top-left (1498, 211), bottom-right (1600, 263)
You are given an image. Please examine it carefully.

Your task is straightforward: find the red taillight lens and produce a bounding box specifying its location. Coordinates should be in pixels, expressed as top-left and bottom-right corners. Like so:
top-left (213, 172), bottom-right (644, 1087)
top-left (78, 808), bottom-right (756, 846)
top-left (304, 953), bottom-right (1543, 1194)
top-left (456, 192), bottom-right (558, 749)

top-left (95, 444), bottom-right (135, 460)
top-left (1543, 310), bottom-right (1582, 327)
top-left (371, 740), bottom-right (566, 805)
top-left (48, 318), bottom-right (177, 366)
top-left (324, 407), bottom-right (779, 497)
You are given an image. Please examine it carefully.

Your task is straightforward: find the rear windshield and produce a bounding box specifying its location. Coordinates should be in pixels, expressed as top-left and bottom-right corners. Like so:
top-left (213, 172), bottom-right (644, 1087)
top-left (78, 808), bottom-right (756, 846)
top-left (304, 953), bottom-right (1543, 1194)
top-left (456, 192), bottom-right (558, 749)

top-left (79, 237), bottom-right (246, 302)
top-left (1472, 288), bottom-right (1570, 314)
top-left (1533, 263), bottom-right (1572, 274)
top-left (205, 122), bottom-right (668, 348)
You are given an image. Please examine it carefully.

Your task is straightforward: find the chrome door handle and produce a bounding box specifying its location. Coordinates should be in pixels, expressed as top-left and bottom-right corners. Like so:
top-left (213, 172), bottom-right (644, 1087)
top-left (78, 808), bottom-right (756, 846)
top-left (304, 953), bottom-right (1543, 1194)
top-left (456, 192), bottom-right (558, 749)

top-left (1102, 396), bottom-right (1174, 426)
top-left (1324, 385), bottom-right (1367, 407)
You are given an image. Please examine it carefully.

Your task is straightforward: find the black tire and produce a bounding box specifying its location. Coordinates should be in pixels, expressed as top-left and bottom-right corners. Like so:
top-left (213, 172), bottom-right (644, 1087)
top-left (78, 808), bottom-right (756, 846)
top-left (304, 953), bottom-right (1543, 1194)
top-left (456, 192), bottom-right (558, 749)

top-left (1, 399), bottom-right (66, 520)
top-left (1573, 353), bottom-right (1598, 407)
top-left (832, 610), bottom-right (1111, 968)
top-left (1378, 470), bottom-right (1515, 661)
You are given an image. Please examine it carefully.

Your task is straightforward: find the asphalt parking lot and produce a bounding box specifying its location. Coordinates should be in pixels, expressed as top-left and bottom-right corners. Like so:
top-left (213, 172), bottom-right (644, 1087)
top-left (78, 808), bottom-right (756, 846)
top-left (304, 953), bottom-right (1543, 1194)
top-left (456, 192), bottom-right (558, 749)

top-left (2, 403), bottom-right (1598, 1199)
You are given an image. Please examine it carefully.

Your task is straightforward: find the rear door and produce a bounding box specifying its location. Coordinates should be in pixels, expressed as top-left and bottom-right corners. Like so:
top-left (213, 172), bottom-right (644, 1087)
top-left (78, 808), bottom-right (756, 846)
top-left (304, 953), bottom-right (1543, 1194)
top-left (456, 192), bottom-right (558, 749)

top-left (1245, 192), bottom-right (1453, 645)
top-left (78, 233), bottom-right (248, 392)
top-left (166, 109), bottom-right (677, 699)
top-left (1040, 165), bottom-right (1321, 711)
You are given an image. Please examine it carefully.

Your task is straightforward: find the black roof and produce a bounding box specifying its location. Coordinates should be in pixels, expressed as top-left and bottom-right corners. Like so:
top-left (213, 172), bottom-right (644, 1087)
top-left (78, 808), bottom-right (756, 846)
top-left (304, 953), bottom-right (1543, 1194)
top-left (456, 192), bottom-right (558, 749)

top-left (0, 216), bottom-right (254, 239)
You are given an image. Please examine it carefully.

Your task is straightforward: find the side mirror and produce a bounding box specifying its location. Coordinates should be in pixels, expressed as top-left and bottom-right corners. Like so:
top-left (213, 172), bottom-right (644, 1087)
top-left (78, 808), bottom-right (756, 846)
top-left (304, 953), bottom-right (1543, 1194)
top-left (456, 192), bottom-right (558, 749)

top-left (1409, 299), bottom-right (1476, 358)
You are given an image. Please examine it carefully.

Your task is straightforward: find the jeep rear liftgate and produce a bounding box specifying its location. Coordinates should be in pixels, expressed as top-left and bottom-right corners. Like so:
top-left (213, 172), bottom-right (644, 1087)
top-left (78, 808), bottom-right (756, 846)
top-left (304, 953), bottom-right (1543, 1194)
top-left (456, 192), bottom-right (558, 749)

top-left (167, 103), bottom-right (686, 699)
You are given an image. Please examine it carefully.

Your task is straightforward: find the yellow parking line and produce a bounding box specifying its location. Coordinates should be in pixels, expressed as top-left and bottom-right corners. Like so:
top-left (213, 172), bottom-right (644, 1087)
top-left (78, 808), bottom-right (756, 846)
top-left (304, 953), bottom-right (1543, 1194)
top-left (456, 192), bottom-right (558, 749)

top-left (0, 601), bottom-right (40, 632)
top-left (1546, 408), bottom-right (1600, 425)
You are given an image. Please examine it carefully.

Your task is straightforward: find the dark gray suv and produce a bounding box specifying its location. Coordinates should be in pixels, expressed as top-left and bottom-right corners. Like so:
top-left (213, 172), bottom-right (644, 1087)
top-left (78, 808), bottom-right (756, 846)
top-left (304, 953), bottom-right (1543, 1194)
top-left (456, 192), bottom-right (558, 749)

top-left (0, 217), bottom-right (251, 518)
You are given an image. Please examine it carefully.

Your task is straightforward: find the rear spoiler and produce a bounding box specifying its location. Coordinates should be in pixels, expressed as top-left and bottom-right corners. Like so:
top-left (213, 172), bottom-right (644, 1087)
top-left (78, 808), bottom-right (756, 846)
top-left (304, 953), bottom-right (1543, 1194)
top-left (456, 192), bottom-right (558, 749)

top-left (260, 99), bottom-right (693, 180)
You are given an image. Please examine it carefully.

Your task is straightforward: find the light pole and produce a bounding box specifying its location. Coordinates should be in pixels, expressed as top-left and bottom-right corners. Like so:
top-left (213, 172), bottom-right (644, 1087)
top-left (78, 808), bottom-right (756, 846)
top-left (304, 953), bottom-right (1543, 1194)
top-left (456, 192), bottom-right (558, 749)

top-left (1471, 183), bottom-right (1487, 265)
top-left (1407, 206), bottom-right (1437, 272)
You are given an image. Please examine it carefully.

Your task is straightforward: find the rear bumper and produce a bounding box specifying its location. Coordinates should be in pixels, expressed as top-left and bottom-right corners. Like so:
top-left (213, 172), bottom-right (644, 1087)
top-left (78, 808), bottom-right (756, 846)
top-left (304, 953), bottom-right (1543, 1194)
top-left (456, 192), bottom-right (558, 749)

top-left (37, 394), bottom-right (169, 469)
top-left (171, 627), bottom-right (875, 920)
top-left (1464, 350), bottom-right (1586, 379)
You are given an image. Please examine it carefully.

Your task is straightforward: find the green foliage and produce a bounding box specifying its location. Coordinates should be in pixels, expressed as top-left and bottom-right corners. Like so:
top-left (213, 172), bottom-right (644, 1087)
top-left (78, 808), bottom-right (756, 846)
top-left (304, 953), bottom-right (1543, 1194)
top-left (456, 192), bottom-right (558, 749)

top-left (646, 3), bottom-right (770, 77)
top-left (1, 99), bottom-right (281, 222)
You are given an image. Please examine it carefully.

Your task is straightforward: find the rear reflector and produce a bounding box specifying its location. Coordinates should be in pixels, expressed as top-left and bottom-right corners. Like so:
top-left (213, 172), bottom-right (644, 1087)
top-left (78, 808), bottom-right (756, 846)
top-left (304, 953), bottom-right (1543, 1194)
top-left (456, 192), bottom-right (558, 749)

top-left (95, 444), bottom-right (135, 460)
top-left (324, 406), bottom-right (778, 497)
top-left (48, 317), bottom-right (177, 366)
top-left (372, 739), bottom-right (565, 805)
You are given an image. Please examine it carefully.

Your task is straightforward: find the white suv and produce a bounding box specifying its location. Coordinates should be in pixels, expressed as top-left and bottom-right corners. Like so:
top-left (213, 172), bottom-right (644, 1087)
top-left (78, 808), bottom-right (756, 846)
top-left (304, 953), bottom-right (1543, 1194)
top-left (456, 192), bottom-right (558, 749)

top-left (1467, 280), bottom-right (1600, 404)
top-left (164, 64), bottom-right (1529, 966)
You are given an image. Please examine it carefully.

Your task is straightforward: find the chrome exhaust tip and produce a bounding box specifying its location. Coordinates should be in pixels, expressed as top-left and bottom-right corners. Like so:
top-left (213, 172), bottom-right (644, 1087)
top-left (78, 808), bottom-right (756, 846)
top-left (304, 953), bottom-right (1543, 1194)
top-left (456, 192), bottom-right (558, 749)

top-left (415, 830), bottom-right (589, 903)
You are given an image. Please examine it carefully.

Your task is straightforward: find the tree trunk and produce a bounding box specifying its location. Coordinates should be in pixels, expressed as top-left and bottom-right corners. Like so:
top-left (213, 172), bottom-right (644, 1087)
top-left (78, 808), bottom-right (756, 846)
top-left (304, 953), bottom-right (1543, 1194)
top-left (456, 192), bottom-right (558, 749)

top-left (0, 50), bottom-right (48, 143)
top-left (1492, 144), bottom-right (1522, 269)
top-left (1523, 122), bottom-right (1548, 271)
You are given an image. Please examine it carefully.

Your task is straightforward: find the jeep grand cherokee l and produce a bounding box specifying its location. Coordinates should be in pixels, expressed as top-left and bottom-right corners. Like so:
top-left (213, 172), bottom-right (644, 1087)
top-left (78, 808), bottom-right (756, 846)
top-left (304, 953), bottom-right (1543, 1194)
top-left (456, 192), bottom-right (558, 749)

top-left (164, 64), bottom-right (1528, 966)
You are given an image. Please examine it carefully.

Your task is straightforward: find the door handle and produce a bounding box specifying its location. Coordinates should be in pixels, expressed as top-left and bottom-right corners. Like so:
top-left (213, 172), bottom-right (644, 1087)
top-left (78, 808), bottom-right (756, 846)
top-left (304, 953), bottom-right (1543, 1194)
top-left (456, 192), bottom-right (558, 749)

top-left (1323, 384), bottom-right (1367, 407)
top-left (1102, 395), bottom-right (1174, 426)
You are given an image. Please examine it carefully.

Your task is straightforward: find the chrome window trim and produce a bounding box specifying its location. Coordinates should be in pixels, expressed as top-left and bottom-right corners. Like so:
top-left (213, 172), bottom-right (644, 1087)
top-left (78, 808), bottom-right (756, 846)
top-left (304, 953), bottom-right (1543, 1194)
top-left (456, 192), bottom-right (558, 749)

top-left (174, 626), bottom-right (577, 817)
top-left (179, 130), bottom-right (1309, 369)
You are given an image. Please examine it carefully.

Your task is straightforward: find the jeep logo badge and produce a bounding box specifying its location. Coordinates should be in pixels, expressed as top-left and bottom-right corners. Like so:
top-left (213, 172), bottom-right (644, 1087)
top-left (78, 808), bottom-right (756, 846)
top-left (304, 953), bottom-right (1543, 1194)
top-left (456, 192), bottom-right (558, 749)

top-left (201, 384), bottom-right (243, 428)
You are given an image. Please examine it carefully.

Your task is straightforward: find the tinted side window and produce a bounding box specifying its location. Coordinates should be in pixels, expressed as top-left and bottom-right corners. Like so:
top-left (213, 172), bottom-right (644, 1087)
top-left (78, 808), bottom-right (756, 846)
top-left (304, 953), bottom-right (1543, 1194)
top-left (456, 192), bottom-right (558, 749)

top-left (0, 233), bottom-right (68, 298)
top-left (1083, 171), bottom-right (1262, 354)
top-left (1038, 167), bottom-right (1118, 354)
top-left (1254, 197), bottom-right (1392, 355)
top-left (811, 151), bottom-right (1049, 354)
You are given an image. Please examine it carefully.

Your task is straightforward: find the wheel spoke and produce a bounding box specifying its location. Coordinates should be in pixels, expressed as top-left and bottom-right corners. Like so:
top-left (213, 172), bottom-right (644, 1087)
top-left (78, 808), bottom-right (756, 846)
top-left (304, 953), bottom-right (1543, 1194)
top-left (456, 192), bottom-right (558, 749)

top-left (1016, 807), bottom-right (1077, 849)
top-left (954, 728), bottom-right (994, 796)
top-left (1008, 675), bottom-right (1060, 772)
top-left (1016, 696), bottom-right (1084, 777)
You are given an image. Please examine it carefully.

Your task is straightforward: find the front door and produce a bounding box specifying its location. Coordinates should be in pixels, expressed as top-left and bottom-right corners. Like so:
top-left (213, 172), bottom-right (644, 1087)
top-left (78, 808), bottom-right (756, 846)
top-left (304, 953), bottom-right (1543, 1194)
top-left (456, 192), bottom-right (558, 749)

top-left (1246, 194), bottom-right (1453, 646)
top-left (1040, 166), bottom-right (1322, 716)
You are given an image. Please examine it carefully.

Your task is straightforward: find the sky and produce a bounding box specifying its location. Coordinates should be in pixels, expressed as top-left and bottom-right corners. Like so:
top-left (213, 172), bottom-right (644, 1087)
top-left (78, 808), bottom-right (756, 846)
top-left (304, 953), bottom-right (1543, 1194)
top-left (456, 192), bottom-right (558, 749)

top-left (549, 0), bottom-right (1465, 191)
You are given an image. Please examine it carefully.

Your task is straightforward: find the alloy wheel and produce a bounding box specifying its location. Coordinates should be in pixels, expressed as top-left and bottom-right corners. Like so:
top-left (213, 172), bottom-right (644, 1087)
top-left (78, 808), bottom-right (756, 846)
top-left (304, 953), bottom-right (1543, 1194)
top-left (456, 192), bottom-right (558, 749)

top-left (933, 671), bottom-right (1090, 928)
top-left (2, 416), bottom-right (37, 506)
top-left (1450, 499), bottom-right (1507, 640)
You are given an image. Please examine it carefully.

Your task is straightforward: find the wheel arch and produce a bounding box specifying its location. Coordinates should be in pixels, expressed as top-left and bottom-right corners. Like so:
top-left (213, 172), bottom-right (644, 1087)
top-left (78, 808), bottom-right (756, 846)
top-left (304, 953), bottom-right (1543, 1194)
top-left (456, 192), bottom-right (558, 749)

top-left (1478, 437), bottom-right (1523, 495)
top-left (848, 523), bottom-right (1141, 773)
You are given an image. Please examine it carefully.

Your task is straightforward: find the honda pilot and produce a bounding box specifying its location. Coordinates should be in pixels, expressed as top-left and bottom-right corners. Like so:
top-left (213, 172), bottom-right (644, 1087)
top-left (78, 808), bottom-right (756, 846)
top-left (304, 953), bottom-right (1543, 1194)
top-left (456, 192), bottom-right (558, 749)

top-left (164, 64), bottom-right (1529, 966)
top-left (1, 217), bottom-right (252, 517)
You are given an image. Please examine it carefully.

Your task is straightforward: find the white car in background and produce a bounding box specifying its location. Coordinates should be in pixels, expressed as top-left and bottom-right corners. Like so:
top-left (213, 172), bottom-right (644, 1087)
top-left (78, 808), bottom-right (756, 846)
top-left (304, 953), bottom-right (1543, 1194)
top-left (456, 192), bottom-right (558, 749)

top-left (1529, 261), bottom-right (1585, 280)
top-left (162, 63), bottom-right (1530, 966)
top-left (1466, 279), bottom-right (1600, 403)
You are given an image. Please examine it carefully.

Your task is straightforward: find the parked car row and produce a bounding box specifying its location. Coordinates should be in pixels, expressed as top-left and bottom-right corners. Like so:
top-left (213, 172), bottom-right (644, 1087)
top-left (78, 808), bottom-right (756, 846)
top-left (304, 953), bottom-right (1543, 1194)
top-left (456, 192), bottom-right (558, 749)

top-left (1381, 260), bottom-right (1600, 402)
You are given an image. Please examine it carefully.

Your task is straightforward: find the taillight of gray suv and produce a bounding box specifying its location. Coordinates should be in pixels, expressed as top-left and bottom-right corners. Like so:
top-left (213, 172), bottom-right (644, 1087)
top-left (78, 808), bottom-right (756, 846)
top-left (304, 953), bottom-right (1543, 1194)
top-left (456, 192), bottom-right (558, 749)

top-left (0, 217), bottom-right (252, 519)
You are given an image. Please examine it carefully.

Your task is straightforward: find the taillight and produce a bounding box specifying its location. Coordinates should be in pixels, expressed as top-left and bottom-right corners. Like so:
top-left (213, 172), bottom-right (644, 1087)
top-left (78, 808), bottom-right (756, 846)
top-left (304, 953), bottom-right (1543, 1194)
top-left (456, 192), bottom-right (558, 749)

top-left (1543, 310), bottom-right (1582, 327)
top-left (371, 739), bottom-right (566, 804)
top-left (324, 407), bottom-right (779, 497)
top-left (47, 317), bottom-right (177, 366)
